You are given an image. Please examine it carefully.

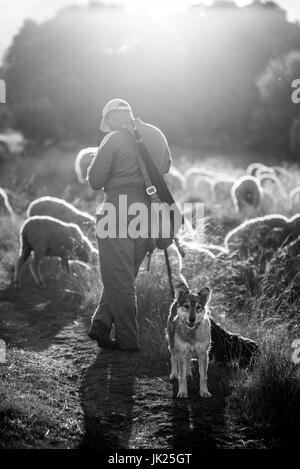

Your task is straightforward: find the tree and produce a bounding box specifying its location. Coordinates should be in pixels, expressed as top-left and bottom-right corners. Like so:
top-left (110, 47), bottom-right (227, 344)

top-left (2, 1), bottom-right (300, 157)
top-left (250, 51), bottom-right (300, 158)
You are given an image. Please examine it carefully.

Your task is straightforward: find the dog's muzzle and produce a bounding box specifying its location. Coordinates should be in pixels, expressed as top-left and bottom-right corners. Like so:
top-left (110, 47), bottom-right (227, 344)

top-left (186, 321), bottom-right (197, 329)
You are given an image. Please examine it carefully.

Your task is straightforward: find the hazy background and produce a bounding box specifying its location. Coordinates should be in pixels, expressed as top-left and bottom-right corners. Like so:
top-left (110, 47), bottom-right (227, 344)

top-left (1, 0), bottom-right (300, 63)
top-left (1, 0), bottom-right (300, 159)
top-left (0, 3), bottom-right (300, 448)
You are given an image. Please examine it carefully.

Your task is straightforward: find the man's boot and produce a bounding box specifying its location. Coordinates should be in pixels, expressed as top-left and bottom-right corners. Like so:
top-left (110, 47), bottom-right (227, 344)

top-left (88, 320), bottom-right (119, 350)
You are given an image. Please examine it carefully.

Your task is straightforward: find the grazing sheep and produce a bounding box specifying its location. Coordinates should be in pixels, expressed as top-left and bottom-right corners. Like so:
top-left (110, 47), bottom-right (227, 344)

top-left (184, 167), bottom-right (215, 191)
top-left (289, 187), bottom-right (300, 213)
top-left (261, 189), bottom-right (276, 215)
top-left (14, 216), bottom-right (97, 286)
top-left (0, 187), bottom-right (14, 217)
top-left (224, 214), bottom-right (290, 265)
top-left (27, 196), bottom-right (95, 231)
top-left (256, 166), bottom-right (275, 180)
top-left (271, 165), bottom-right (292, 184)
top-left (260, 173), bottom-right (285, 193)
top-left (214, 177), bottom-right (235, 204)
top-left (246, 162), bottom-right (267, 177)
top-left (180, 176), bottom-right (215, 210)
top-left (231, 176), bottom-right (263, 217)
top-left (16, 257), bottom-right (91, 289)
top-left (225, 213), bottom-right (290, 247)
top-left (75, 147), bottom-right (98, 184)
top-left (287, 214), bottom-right (300, 243)
top-left (260, 173), bottom-right (288, 210)
top-left (191, 175), bottom-right (215, 204)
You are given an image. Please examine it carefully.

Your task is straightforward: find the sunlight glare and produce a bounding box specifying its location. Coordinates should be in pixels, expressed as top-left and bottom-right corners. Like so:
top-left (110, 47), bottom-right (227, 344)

top-left (126, 0), bottom-right (186, 22)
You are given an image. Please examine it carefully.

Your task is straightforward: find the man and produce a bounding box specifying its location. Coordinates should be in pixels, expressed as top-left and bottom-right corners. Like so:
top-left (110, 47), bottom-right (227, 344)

top-left (87, 99), bottom-right (259, 366)
top-left (87, 98), bottom-right (171, 352)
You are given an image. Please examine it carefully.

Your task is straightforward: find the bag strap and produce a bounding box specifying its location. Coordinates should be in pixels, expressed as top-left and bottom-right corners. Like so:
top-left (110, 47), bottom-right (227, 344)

top-left (119, 124), bottom-right (160, 204)
top-left (120, 120), bottom-right (186, 259)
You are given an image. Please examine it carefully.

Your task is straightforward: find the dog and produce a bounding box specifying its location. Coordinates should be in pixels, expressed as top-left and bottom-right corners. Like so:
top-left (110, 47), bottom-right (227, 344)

top-left (167, 282), bottom-right (212, 399)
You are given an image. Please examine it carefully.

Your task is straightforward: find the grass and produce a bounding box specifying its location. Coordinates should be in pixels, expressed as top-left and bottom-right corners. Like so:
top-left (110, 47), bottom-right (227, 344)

top-left (227, 329), bottom-right (300, 443)
top-left (0, 349), bottom-right (84, 449)
top-left (0, 146), bottom-right (300, 447)
top-left (0, 216), bottom-right (20, 287)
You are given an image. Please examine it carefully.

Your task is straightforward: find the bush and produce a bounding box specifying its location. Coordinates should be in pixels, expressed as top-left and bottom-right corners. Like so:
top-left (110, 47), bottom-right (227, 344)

top-left (257, 235), bottom-right (300, 329)
top-left (227, 330), bottom-right (300, 442)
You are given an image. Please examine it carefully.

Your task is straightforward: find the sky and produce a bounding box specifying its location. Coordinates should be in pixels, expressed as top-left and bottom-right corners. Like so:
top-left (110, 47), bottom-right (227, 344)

top-left (0, 0), bottom-right (300, 63)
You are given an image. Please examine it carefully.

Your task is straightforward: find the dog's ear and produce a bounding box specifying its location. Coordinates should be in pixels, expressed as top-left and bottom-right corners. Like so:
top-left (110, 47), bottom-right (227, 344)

top-left (198, 286), bottom-right (211, 306)
top-left (175, 282), bottom-right (189, 300)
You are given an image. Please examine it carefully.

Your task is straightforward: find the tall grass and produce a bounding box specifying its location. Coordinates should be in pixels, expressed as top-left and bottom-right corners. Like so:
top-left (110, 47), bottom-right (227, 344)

top-left (227, 328), bottom-right (300, 441)
top-left (1, 149), bottom-right (300, 446)
top-left (0, 216), bottom-right (20, 286)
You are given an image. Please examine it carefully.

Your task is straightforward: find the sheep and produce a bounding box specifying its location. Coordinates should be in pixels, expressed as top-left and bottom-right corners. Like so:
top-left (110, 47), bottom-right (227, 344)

top-left (261, 189), bottom-right (276, 215)
top-left (0, 187), bottom-right (14, 217)
top-left (225, 213), bottom-right (290, 247)
top-left (179, 175), bottom-right (215, 216)
top-left (27, 196), bottom-right (95, 232)
top-left (191, 175), bottom-right (215, 204)
top-left (259, 174), bottom-right (288, 211)
top-left (256, 165), bottom-right (275, 180)
top-left (184, 167), bottom-right (215, 191)
top-left (287, 214), bottom-right (300, 244)
top-left (289, 187), bottom-right (300, 213)
top-left (75, 147), bottom-right (98, 184)
top-left (184, 167), bottom-right (215, 179)
top-left (246, 162), bottom-right (267, 178)
top-left (14, 216), bottom-right (97, 287)
top-left (214, 177), bottom-right (235, 204)
top-left (231, 175), bottom-right (263, 218)
top-left (271, 165), bottom-right (292, 184)
top-left (224, 214), bottom-right (290, 265)
top-left (259, 173), bottom-right (285, 195)
top-left (16, 257), bottom-right (90, 290)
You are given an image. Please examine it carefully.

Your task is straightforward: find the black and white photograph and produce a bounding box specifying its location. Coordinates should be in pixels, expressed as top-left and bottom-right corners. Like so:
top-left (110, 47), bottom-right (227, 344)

top-left (0, 0), bottom-right (299, 454)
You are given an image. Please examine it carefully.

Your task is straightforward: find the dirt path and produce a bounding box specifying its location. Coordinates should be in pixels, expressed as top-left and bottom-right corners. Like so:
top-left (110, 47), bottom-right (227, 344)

top-left (0, 284), bottom-right (268, 449)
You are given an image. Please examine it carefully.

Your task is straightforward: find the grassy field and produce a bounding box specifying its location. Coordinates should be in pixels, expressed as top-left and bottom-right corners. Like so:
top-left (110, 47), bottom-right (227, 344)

top-left (0, 147), bottom-right (299, 449)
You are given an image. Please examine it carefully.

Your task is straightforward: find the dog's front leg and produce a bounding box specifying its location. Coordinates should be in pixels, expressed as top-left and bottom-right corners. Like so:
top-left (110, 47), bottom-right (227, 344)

top-left (186, 354), bottom-right (192, 377)
top-left (177, 354), bottom-right (188, 398)
top-left (198, 351), bottom-right (212, 398)
top-left (170, 352), bottom-right (178, 379)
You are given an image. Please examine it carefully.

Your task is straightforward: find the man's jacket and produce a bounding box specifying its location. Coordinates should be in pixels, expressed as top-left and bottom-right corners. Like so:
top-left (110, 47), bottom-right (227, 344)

top-left (87, 118), bottom-right (172, 192)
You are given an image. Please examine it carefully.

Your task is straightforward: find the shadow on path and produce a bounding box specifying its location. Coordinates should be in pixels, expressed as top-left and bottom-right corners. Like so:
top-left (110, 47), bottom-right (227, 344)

top-left (79, 350), bottom-right (140, 449)
top-left (79, 348), bottom-right (235, 449)
top-left (0, 283), bottom-right (81, 351)
top-left (169, 361), bottom-right (233, 449)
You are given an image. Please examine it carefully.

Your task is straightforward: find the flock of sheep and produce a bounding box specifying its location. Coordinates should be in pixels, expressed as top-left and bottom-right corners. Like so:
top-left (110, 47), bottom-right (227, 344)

top-left (165, 161), bottom-right (300, 217)
top-left (0, 146), bottom-right (300, 289)
top-left (74, 147), bottom-right (300, 217)
top-left (0, 191), bottom-right (97, 287)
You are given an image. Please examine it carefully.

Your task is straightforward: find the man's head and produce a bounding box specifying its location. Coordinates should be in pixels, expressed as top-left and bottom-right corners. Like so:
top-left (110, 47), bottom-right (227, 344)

top-left (100, 98), bottom-right (133, 132)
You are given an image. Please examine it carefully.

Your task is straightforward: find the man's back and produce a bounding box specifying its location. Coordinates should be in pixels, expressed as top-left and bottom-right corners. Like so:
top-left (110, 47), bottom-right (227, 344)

top-left (88, 118), bottom-right (171, 192)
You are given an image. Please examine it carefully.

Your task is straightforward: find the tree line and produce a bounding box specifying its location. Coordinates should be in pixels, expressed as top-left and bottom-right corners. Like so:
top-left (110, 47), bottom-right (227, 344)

top-left (0, 0), bottom-right (300, 160)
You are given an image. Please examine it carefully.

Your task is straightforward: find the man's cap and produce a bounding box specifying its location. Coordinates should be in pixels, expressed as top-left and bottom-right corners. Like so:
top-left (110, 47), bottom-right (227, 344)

top-left (100, 98), bottom-right (132, 132)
